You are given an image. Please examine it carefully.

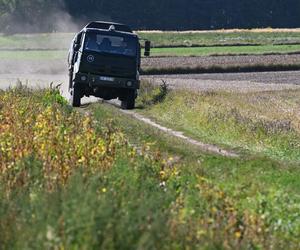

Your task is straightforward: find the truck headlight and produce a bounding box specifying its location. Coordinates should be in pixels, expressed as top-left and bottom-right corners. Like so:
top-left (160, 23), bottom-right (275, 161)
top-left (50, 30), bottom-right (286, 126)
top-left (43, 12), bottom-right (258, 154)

top-left (81, 75), bottom-right (87, 82)
top-left (126, 81), bottom-right (133, 87)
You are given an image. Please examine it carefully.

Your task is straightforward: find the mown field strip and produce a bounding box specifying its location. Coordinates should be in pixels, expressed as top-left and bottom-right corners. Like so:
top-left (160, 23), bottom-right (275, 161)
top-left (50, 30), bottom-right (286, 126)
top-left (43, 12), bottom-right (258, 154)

top-left (148, 44), bottom-right (300, 56)
top-left (2, 30), bottom-right (300, 50)
top-left (1, 44), bottom-right (300, 60)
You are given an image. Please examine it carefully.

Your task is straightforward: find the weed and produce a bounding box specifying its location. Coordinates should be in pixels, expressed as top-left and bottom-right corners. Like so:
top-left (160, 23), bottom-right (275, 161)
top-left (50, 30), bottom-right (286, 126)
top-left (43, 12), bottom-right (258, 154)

top-left (137, 80), bottom-right (169, 107)
top-left (1, 86), bottom-right (300, 249)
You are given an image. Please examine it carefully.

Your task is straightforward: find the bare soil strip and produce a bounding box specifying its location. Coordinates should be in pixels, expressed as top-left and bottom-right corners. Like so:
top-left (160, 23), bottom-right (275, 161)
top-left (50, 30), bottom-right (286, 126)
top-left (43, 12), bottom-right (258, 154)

top-left (141, 54), bottom-right (300, 70)
top-left (1, 54), bottom-right (299, 75)
top-left (142, 71), bottom-right (300, 93)
top-left (120, 109), bottom-right (239, 158)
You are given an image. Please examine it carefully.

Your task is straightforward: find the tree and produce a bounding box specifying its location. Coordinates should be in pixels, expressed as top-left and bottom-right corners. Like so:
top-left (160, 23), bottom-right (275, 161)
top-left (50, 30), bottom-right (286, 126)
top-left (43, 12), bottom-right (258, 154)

top-left (0, 0), bottom-right (300, 33)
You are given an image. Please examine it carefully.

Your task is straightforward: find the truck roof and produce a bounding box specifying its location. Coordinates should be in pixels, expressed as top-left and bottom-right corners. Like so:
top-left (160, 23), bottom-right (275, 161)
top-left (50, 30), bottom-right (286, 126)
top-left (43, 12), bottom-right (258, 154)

top-left (85, 21), bottom-right (133, 33)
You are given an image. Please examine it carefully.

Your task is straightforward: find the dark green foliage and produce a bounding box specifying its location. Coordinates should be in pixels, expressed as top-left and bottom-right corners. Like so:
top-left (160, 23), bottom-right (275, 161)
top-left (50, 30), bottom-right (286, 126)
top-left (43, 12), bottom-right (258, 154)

top-left (0, 0), bottom-right (300, 33)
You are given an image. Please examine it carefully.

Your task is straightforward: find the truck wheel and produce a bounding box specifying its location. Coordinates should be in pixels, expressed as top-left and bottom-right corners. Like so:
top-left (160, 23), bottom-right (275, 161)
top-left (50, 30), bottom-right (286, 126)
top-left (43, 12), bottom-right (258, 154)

top-left (70, 83), bottom-right (81, 107)
top-left (121, 90), bottom-right (135, 110)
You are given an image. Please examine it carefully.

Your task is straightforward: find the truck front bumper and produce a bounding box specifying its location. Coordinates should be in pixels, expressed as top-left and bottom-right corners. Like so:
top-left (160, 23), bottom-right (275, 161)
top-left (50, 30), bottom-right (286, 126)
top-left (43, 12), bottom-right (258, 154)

top-left (74, 72), bottom-right (140, 89)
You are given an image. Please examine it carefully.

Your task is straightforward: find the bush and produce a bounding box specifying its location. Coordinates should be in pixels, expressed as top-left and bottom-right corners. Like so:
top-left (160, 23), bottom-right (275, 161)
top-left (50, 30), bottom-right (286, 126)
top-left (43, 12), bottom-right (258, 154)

top-left (137, 80), bottom-right (169, 107)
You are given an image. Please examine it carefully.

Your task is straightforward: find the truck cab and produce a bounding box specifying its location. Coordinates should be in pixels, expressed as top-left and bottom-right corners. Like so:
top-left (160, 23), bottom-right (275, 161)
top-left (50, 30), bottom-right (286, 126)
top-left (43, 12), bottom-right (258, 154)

top-left (68, 21), bottom-right (150, 109)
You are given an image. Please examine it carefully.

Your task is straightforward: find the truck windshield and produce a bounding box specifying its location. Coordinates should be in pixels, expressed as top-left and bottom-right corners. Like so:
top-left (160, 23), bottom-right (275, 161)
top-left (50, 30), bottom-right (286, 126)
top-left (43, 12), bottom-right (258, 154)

top-left (84, 32), bottom-right (137, 57)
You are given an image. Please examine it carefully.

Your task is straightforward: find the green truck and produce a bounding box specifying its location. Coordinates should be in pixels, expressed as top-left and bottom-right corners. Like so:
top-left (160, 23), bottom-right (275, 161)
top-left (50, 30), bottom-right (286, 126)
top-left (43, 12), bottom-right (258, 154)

top-left (68, 21), bottom-right (151, 109)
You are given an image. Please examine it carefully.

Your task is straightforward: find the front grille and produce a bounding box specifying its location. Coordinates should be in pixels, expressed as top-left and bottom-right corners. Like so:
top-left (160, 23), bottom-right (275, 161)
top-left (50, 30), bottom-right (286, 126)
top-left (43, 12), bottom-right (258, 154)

top-left (80, 52), bottom-right (136, 78)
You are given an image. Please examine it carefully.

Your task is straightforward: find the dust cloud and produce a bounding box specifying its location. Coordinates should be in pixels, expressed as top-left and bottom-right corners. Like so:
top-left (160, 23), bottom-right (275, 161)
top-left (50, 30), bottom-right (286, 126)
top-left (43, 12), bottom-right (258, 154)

top-left (0, 7), bottom-right (79, 79)
top-left (2, 3), bottom-right (80, 34)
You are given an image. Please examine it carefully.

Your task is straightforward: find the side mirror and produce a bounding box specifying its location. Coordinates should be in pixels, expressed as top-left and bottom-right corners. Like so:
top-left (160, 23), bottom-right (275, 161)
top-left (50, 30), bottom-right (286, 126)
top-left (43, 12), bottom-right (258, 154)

top-left (144, 40), bottom-right (151, 57)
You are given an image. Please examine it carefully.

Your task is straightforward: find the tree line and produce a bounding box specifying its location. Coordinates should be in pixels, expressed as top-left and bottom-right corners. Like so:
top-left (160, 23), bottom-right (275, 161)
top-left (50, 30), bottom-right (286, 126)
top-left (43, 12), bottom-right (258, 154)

top-left (0, 0), bottom-right (299, 33)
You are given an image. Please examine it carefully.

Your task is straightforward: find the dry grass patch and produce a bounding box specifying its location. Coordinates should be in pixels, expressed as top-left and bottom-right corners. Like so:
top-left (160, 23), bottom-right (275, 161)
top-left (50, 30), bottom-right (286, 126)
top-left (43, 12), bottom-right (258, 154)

top-left (139, 85), bottom-right (300, 161)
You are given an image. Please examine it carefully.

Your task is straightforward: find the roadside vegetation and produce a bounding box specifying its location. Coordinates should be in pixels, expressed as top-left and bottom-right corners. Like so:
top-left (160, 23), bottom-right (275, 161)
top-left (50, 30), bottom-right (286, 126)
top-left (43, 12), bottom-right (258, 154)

top-left (1, 85), bottom-right (300, 249)
top-left (137, 81), bottom-right (300, 162)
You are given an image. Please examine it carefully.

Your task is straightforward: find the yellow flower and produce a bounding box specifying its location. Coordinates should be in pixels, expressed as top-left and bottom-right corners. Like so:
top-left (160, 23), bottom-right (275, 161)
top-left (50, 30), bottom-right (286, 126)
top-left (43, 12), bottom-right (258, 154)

top-left (78, 156), bottom-right (86, 163)
top-left (159, 170), bottom-right (166, 179)
top-left (102, 188), bottom-right (107, 193)
top-left (211, 207), bottom-right (218, 214)
top-left (235, 231), bottom-right (242, 239)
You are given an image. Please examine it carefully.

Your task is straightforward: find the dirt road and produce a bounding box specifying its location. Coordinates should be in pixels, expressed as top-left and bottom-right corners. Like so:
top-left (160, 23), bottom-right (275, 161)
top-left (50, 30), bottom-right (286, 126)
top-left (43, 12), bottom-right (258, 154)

top-left (1, 71), bottom-right (300, 97)
top-left (1, 69), bottom-right (299, 157)
top-left (141, 54), bottom-right (300, 70)
top-left (144, 70), bottom-right (300, 93)
top-left (1, 54), bottom-right (300, 75)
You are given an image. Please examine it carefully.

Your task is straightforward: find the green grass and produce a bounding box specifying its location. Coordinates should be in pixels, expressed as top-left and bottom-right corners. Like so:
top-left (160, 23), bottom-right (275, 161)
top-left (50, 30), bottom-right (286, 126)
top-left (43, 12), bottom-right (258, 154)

top-left (0, 50), bottom-right (67, 60)
top-left (3, 30), bottom-right (299, 50)
top-left (1, 44), bottom-right (299, 61)
top-left (149, 44), bottom-right (300, 56)
top-left (0, 33), bottom-right (73, 50)
top-left (138, 30), bottom-right (300, 47)
top-left (92, 101), bottom-right (300, 193)
top-left (137, 83), bottom-right (300, 163)
top-left (90, 99), bottom-right (300, 248)
top-left (1, 30), bottom-right (300, 60)
top-left (1, 30), bottom-right (300, 57)
top-left (1, 86), bottom-right (300, 248)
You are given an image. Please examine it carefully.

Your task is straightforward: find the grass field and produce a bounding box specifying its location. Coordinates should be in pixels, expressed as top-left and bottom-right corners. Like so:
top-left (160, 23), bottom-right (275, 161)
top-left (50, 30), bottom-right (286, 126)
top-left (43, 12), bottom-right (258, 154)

top-left (1, 29), bottom-right (300, 50)
top-left (1, 44), bottom-right (300, 60)
top-left (0, 33), bottom-right (73, 50)
top-left (1, 29), bottom-right (300, 58)
top-left (1, 29), bottom-right (300, 248)
top-left (137, 82), bottom-right (300, 163)
top-left (1, 85), bottom-right (300, 249)
top-left (149, 44), bottom-right (300, 56)
top-left (0, 50), bottom-right (67, 60)
top-left (139, 30), bottom-right (300, 47)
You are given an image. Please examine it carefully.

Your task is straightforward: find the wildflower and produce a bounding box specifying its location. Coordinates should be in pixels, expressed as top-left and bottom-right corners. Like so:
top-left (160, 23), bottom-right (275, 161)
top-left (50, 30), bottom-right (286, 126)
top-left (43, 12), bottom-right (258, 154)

top-left (235, 231), bottom-right (242, 239)
top-left (211, 207), bottom-right (218, 214)
top-left (159, 170), bottom-right (166, 179)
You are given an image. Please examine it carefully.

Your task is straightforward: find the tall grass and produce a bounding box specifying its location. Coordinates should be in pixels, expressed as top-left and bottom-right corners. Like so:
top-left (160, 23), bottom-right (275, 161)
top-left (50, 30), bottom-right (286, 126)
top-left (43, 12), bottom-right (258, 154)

top-left (1, 86), bottom-right (300, 249)
top-left (139, 85), bottom-right (300, 162)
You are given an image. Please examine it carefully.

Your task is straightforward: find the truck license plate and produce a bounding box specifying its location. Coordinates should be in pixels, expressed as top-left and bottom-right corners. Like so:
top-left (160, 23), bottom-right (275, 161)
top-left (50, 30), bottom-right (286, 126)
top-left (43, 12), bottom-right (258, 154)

top-left (100, 76), bottom-right (114, 82)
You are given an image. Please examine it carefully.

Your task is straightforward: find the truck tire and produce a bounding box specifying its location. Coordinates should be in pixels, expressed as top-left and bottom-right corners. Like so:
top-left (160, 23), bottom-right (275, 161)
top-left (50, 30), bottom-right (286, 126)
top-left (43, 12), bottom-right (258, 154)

top-left (70, 83), bottom-right (81, 107)
top-left (121, 90), bottom-right (135, 110)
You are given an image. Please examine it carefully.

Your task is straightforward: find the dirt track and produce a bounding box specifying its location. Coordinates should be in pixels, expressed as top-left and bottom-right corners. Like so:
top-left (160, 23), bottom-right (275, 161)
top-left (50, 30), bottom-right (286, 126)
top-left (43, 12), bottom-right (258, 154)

top-left (141, 54), bottom-right (300, 70)
top-left (1, 58), bottom-right (300, 155)
top-left (1, 54), bottom-right (300, 75)
top-left (1, 54), bottom-right (300, 96)
top-left (143, 71), bottom-right (300, 93)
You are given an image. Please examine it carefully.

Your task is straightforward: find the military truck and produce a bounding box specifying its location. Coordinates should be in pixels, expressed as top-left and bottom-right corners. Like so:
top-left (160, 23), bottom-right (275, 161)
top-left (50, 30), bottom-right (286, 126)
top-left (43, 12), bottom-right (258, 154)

top-left (68, 21), bottom-right (151, 109)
